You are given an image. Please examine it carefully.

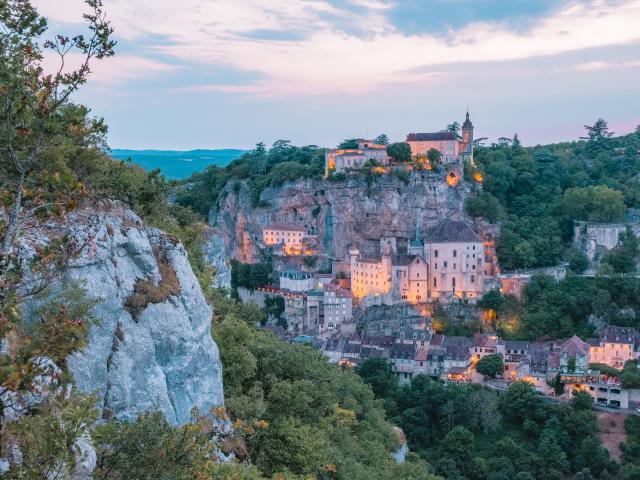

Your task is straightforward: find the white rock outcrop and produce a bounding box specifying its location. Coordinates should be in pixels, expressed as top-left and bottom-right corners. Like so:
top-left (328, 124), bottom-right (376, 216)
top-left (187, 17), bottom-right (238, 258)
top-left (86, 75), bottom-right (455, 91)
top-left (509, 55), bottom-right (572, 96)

top-left (21, 205), bottom-right (224, 425)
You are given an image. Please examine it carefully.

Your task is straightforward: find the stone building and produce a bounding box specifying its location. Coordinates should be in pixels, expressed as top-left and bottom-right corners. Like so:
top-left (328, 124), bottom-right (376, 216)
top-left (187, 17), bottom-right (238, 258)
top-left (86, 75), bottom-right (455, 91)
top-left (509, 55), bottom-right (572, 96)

top-left (348, 218), bottom-right (487, 304)
top-left (406, 111), bottom-right (474, 165)
top-left (573, 221), bottom-right (640, 265)
top-left (263, 222), bottom-right (306, 255)
top-left (424, 219), bottom-right (485, 302)
top-left (588, 326), bottom-right (640, 369)
top-left (324, 140), bottom-right (389, 176)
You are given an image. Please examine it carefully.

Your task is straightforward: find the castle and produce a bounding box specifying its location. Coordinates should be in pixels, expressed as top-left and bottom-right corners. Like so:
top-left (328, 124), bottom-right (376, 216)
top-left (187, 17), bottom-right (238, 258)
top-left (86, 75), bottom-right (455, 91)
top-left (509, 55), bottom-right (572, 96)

top-left (349, 218), bottom-right (487, 304)
top-left (325, 111), bottom-right (474, 176)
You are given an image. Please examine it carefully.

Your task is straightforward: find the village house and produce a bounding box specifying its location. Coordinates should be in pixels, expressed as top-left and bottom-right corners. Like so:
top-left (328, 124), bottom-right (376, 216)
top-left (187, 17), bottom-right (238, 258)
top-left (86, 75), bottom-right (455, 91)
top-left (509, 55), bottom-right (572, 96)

top-left (589, 326), bottom-right (640, 368)
top-left (470, 333), bottom-right (500, 362)
top-left (262, 222), bottom-right (313, 255)
top-left (443, 336), bottom-right (473, 382)
top-left (324, 139), bottom-right (389, 176)
top-left (390, 342), bottom-right (418, 384)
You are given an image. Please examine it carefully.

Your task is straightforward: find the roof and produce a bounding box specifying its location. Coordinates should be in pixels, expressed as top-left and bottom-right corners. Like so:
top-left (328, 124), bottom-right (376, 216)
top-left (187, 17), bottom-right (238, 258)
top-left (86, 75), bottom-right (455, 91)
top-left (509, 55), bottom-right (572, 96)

top-left (599, 326), bottom-right (640, 346)
top-left (390, 343), bottom-right (417, 359)
top-left (264, 222), bottom-right (305, 232)
top-left (446, 345), bottom-right (471, 361)
top-left (427, 219), bottom-right (482, 243)
top-left (406, 132), bottom-right (456, 142)
top-left (558, 335), bottom-right (590, 357)
top-left (462, 111), bottom-right (473, 129)
top-left (504, 340), bottom-right (530, 351)
top-left (443, 336), bottom-right (473, 348)
top-left (392, 254), bottom-right (424, 266)
top-left (430, 334), bottom-right (445, 347)
top-left (473, 333), bottom-right (497, 348)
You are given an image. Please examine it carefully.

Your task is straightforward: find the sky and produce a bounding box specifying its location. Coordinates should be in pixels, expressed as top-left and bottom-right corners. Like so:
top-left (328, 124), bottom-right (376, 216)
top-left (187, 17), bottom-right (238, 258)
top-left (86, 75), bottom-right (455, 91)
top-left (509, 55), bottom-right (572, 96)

top-left (32, 0), bottom-right (640, 150)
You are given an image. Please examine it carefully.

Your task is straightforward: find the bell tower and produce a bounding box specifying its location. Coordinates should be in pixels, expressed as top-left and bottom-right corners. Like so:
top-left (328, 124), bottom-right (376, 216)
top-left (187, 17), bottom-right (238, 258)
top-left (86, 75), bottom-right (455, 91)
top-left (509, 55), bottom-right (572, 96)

top-left (460, 110), bottom-right (474, 164)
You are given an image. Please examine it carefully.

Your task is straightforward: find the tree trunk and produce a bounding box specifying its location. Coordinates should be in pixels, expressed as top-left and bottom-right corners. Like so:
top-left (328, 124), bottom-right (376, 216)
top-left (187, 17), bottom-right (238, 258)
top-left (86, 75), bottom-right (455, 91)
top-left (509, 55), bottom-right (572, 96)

top-left (1, 171), bottom-right (25, 255)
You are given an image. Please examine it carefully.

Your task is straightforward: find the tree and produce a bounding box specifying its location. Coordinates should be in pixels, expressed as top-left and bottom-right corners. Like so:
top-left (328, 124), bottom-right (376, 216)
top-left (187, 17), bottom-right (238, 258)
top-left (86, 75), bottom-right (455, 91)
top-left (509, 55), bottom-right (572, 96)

top-left (571, 391), bottom-right (594, 410)
top-left (0, 0), bottom-right (115, 254)
top-left (514, 241), bottom-right (536, 270)
top-left (562, 185), bottom-right (626, 223)
top-left (476, 354), bottom-right (504, 378)
top-left (386, 142), bottom-right (412, 163)
top-left (446, 122), bottom-right (461, 140)
top-left (581, 118), bottom-right (614, 156)
top-left (427, 148), bottom-right (442, 165)
top-left (93, 412), bottom-right (216, 479)
top-left (338, 138), bottom-right (359, 149)
top-left (372, 133), bottom-right (389, 145)
top-left (356, 358), bottom-right (397, 399)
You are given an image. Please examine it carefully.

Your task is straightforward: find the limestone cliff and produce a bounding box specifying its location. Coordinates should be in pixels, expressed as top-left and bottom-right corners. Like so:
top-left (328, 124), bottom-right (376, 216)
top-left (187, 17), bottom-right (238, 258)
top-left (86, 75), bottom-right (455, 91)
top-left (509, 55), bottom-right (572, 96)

top-left (20, 204), bottom-right (224, 425)
top-left (209, 171), bottom-right (471, 263)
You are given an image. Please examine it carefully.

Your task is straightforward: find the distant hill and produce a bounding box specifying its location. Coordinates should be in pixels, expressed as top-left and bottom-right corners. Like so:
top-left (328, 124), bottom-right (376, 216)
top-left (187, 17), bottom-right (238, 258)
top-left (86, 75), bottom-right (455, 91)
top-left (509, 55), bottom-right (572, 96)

top-left (109, 149), bottom-right (245, 179)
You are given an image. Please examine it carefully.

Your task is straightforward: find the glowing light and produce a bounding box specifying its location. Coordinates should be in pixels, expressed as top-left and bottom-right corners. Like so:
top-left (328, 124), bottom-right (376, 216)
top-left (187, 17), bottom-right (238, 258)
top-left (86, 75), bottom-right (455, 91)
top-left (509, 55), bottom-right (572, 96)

top-left (446, 172), bottom-right (459, 187)
top-left (473, 172), bottom-right (483, 182)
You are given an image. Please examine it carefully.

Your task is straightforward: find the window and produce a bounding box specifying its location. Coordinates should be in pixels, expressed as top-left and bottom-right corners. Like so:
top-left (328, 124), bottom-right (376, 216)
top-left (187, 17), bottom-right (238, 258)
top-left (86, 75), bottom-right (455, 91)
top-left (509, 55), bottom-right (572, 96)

top-left (471, 275), bottom-right (475, 283)
top-left (452, 277), bottom-right (456, 287)
top-left (453, 250), bottom-right (457, 257)
top-left (444, 261), bottom-right (448, 268)
top-left (433, 278), bottom-right (437, 287)
top-left (434, 250), bottom-right (438, 258)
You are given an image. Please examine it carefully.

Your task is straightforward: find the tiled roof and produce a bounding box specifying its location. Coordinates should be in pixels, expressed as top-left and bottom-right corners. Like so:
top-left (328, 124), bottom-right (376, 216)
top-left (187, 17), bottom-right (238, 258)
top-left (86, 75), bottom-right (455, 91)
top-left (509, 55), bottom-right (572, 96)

top-left (392, 254), bottom-right (424, 266)
top-left (558, 335), bottom-right (590, 357)
top-left (446, 345), bottom-right (471, 360)
top-left (430, 334), bottom-right (445, 346)
top-left (390, 343), bottom-right (417, 359)
top-left (427, 219), bottom-right (482, 243)
top-left (599, 326), bottom-right (640, 346)
top-left (473, 333), bottom-right (497, 348)
top-left (406, 132), bottom-right (456, 142)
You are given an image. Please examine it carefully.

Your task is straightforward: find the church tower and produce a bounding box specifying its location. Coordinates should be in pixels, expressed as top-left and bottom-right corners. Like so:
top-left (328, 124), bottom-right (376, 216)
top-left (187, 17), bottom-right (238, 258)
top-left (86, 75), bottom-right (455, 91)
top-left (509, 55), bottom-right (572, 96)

top-left (460, 110), bottom-right (474, 164)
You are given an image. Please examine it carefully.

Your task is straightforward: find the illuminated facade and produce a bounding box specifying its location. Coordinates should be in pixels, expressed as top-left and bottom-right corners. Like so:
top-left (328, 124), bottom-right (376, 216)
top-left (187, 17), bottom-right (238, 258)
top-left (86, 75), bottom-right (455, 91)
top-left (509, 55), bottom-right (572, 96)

top-left (424, 219), bottom-right (485, 301)
top-left (348, 219), bottom-right (487, 304)
top-left (588, 326), bottom-right (640, 369)
top-left (324, 140), bottom-right (389, 176)
top-left (262, 222), bottom-right (315, 255)
top-left (406, 111), bottom-right (474, 165)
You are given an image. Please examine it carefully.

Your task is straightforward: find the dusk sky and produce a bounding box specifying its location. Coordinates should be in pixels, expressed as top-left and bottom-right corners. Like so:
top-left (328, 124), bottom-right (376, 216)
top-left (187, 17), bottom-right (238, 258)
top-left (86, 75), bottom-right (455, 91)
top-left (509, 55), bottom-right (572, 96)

top-left (33, 0), bottom-right (640, 150)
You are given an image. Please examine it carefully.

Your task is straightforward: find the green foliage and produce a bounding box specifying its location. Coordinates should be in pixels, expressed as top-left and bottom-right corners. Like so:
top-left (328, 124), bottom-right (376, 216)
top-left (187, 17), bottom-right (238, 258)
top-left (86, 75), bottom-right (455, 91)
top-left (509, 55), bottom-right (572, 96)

top-left (426, 148), bottom-right (442, 165)
top-left (562, 185), bottom-right (626, 223)
top-left (92, 412), bottom-right (215, 479)
top-left (230, 260), bottom-right (272, 290)
top-left (465, 191), bottom-right (503, 223)
top-left (372, 134), bottom-right (389, 145)
top-left (211, 299), bottom-right (433, 479)
top-left (356, 358), bottom-right (398, 400)
top-left (380, 378), bottom-right (609, 480)
top-left (601, 226), bottom-right (639, 273)
top-left (338, 138), bottom-right (359, 149)
top-left (475, 124), bottom-right (640, 270)
top-left (386, 142), bottom-right (412, 163)
top-left (571, 391), bottom-right (594, 410)
top-left (620, 360), bottom-right (640, 389)
top-left (476, 353), bottom-right (504, 378)
top-left (175, 141), bottom-right (325, 215)
top-left (5, 394), bottom-right (99, 480)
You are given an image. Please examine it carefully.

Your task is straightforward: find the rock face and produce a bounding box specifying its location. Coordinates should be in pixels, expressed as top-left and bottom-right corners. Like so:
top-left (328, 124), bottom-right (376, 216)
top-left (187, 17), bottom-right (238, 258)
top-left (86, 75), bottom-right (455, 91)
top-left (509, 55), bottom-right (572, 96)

top-left (209, 171), bottom-right (471, 263)
top-left (203, 231), bottom-right (232, 289)
top-left (22, 205), bottom-right (224, 425)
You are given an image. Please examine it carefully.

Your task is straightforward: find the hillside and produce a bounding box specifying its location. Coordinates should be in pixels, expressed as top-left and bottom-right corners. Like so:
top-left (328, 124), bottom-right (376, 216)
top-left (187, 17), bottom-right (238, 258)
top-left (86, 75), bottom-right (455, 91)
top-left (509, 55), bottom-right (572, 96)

top-left (110, 148), bottom-right (244, 179)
